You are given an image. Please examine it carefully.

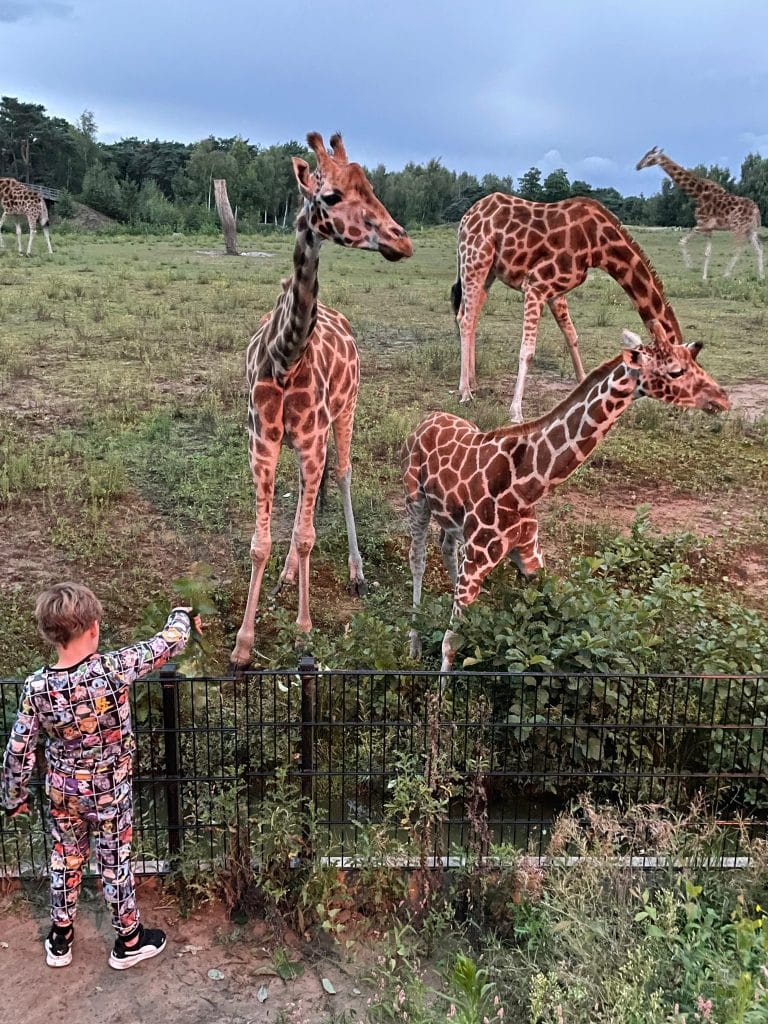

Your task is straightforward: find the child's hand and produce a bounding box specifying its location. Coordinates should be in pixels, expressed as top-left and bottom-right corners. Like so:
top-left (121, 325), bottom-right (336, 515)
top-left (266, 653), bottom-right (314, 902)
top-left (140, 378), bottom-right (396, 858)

top-left (177, 607), bottom-right (204, 638)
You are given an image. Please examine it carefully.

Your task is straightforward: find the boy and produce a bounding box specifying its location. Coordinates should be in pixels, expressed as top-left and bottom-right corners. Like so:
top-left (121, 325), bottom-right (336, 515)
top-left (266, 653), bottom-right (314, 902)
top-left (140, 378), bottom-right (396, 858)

top-left (1, 582), bottom-right (203, 970)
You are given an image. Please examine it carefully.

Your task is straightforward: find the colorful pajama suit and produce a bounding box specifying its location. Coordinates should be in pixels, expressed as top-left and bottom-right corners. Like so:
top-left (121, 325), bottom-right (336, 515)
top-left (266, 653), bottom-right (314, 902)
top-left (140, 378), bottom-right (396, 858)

top-left (1, 609), bottom-right (191, 934)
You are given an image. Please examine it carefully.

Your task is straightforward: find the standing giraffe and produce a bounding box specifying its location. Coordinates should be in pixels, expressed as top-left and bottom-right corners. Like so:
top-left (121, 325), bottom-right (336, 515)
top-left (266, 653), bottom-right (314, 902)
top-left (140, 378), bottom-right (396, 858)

top-left (229, 132), bottom-right (412, 669)
top-left (636, 147), bottom-right (764, 282)
top-left (404, 329), bottom-right (729, 673)
top-left (0, 178), bottom-right (53, 255)
top-left (451, 193), bottom-right (682, 422)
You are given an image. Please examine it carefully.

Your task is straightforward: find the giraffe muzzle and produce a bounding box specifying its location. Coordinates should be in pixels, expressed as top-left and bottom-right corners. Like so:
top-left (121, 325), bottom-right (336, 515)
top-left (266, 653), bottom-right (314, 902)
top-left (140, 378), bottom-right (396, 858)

top-left (378, 236), bottom-right (414, 262)
top-left (699, 391), bottom-right (730, 415)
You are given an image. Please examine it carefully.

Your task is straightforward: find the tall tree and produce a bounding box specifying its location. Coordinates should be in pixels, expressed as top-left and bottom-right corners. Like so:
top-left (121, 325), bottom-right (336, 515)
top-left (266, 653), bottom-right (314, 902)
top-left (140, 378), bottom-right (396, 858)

top-left (517, 166), bottom-right (543, 201)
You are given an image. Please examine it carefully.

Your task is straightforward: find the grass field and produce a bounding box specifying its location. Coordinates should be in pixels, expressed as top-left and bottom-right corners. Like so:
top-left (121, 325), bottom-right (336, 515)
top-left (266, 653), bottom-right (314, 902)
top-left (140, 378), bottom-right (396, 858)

top-left (1, 224), bottom-right (767, 675)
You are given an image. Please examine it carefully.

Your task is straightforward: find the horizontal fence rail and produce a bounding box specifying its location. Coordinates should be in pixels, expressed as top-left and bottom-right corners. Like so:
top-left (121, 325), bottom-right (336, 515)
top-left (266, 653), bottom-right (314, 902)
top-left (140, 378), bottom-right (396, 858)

top-left (1, 663), bottom-right (766, 876)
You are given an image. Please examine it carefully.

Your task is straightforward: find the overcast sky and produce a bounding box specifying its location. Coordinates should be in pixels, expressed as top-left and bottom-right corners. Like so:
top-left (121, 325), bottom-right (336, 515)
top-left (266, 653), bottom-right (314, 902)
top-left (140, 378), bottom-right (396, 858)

top-left (2, 0), bottom-right (767, 194)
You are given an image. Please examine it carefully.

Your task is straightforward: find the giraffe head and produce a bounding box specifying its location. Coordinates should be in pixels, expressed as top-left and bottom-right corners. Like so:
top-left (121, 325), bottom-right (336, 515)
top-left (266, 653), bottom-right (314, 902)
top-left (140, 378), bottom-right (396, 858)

top-left (292, 132), bottom-right (413, 261)
top-left (621, 329), bottom-right (730, 413)
top-left (636, 146), bottom-right (664, 170)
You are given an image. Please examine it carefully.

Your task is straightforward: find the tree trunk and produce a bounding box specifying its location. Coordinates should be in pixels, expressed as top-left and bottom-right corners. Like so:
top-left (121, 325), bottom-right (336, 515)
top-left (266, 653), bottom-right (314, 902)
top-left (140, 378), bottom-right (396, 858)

top-left (213, 178), bottom-right (239, 255)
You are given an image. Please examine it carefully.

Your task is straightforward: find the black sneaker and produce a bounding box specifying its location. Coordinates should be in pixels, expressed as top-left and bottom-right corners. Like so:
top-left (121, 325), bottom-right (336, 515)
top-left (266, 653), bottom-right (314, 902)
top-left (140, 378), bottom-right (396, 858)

top-left (109, 924), bottom-right (167, 970)
top-left (45, 925), bottom-right (73, 968)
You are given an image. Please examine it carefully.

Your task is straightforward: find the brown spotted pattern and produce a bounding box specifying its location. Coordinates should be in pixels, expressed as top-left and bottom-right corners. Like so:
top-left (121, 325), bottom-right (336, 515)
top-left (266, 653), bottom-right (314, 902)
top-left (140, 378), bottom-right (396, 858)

top-left (452, 192), bottom-right (681, 422)
top-left (0, 177), bottom-right (53, 255)
top-left (636, 147), bottom-right (764, 281)
top-left (230, 133), bottom-right (412, 668)
top-left (403, 331), bottom-right (730, 672)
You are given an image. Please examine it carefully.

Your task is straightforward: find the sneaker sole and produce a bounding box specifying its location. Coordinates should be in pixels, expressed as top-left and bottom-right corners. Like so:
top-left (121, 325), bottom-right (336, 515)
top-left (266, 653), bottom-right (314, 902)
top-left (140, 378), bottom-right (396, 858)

top-left (108, 937), bottom-right (167, 970)
top-left (45, 940), bottom-right (73, 968)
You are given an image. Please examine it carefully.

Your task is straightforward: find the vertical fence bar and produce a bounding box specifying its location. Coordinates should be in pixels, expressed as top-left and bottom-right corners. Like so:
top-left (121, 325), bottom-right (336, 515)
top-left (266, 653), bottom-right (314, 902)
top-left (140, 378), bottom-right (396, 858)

top-left (160, 661), bottom-right (182, 859)
top-left (299, 655), bottom-right (317, 858)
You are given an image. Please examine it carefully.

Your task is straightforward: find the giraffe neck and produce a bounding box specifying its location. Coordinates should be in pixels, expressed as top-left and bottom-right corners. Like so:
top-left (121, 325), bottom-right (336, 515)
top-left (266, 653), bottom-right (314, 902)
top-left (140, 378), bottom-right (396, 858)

top-left (499, 355), bottom-right (636, 503)
top-left (594, 219), bottom-right (682, 341)
top-left (656, 154), bottom-right (710, 199)
top-left (266, 206), bottom-right (323, 376)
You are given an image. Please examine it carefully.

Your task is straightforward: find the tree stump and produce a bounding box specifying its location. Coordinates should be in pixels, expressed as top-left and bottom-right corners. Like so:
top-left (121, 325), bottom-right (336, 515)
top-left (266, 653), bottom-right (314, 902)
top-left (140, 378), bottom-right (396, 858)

top-left (213, 178), bottom-right (239, 255)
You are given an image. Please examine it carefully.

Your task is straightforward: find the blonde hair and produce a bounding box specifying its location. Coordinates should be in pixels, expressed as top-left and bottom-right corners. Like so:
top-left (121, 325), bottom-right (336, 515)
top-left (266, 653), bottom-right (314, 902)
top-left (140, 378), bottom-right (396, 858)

top-left (34, 582), bottom-right (103, 647)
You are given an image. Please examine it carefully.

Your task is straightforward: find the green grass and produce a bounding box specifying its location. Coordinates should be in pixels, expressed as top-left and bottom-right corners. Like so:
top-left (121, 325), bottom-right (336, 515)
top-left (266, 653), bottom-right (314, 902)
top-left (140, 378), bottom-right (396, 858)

top-left (0, 225), bottom-right (766, 673)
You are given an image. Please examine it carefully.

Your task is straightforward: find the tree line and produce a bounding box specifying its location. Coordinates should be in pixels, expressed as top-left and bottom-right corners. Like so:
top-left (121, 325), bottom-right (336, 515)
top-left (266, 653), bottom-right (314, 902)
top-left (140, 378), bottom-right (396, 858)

top-left (3, 95), bottom-right (768, 231)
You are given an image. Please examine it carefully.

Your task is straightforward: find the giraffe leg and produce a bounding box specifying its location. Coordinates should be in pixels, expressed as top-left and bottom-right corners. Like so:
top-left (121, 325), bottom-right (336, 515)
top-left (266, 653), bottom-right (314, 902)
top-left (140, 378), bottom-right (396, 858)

top-left (15, 221), bottom-right (23, 255)
top-left (42, 224), bottom-right (53, 254)
top-left (26, 215), bottom-right (37, 256)
top-left (509, 287), bottom-right (546, 423)
top-left (442, 539), bottom-right (503, 673)
top-left (750, 229), bottom-right (765, 280)
top-left (679, 228), bottom-right (696, 271)
top-left (0, 212), bottom-right (5, 250)
top-left (230, 436), bottom-right (282, 669)
top-left (333, 411), bottom-right (366, 596)
top-left (292, 439), bottom-right (328, 635)
top-left (547, 295), bottom-right (585, 381)
top-left (701, 233), bottom-right (713, 281)
top-left (724, 233), bottom-right (746, 278)
top-left (456, 245), bottom-right (494, 403)
top-left (406, 495), bottom-right (431, 660)
top-left (440, 529), bottom-right (460, 588)
top-left (272, 473), bottom-right (302, 595)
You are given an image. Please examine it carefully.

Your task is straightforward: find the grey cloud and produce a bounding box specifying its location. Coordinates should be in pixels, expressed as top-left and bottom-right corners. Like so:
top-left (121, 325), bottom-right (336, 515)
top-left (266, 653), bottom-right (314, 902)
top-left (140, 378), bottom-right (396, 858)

top-left (0, 1), bottom-right (73, 23)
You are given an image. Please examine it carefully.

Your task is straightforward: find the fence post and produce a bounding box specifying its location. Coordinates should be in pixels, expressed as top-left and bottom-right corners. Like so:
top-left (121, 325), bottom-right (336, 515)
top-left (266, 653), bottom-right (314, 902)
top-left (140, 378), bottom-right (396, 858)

top-left (159, 661), bottom-right (183, 861)
top-left (298, 654), bottom-right (317, 858)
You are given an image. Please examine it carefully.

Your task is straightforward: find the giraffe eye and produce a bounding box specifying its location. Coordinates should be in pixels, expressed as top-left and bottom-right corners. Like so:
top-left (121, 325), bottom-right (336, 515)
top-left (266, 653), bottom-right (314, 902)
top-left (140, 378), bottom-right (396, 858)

top-left (668, 367), bottom-right (687, 379)
top-left (322, 192), bottom-right (343, 206)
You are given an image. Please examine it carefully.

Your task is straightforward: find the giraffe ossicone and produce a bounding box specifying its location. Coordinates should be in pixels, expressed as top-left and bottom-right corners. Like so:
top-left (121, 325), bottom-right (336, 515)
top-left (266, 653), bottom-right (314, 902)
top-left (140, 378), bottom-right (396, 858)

top-left (0, 178), bottom-right (53, 255)
top-left (403, 329), bottom-right (729, 674)
top-left (636, 146), bottom-right (764, 281)
top-left (229, 132), bottom-right (412, 670)
top-left (451, 192), bottom-right (683, 423)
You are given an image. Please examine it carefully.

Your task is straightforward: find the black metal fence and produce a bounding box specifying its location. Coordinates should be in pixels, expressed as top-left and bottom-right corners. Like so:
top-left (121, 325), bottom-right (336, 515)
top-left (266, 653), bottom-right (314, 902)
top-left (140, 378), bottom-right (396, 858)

top-left (1, 662), bottom-right (766, 875)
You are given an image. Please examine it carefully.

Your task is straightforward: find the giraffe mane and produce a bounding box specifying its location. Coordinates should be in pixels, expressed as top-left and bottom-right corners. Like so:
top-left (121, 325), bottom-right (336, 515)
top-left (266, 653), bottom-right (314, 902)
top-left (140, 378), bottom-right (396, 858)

top-left (594, 202), bottom-right (672, 310)
top-left (490, 354), bottom-right (626, 438)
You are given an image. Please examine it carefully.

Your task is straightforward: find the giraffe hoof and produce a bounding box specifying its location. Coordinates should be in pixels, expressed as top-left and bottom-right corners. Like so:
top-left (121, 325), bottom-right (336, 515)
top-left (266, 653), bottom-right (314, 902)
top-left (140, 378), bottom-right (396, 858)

top-left (347, 578), bottom-right (368, 598)
top-left (227, 658), bottom-right (252, 676)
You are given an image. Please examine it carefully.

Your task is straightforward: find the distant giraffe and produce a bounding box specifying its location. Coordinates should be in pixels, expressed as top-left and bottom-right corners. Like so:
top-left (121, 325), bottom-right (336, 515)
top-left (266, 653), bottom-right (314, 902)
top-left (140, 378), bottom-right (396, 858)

top-left (404, 329), bottom-right (729, 673)
top-left (229, 132), bottom-right (412, 669)
top-left (0, 178), bottom-right (53, 255)
top-left (451, 193), bottom-right (683, 422)
top-left (636, 147), bottom-right (764, 281)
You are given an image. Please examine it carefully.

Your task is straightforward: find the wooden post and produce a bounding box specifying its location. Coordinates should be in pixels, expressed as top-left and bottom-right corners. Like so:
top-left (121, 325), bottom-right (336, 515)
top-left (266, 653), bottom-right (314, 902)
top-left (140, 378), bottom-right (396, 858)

top-left (213, 178), bottom-right (239, 256)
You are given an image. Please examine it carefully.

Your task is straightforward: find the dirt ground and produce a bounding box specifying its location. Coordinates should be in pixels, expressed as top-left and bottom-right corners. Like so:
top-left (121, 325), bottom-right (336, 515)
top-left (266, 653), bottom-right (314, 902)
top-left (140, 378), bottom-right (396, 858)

top-left (0, 881), bottom-right (368, 1024)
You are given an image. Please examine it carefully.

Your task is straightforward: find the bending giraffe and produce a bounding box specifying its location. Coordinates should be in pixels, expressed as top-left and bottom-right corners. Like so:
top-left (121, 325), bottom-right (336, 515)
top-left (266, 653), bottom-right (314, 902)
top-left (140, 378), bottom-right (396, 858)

top-left (636, 147), bottom-right (764, 282)
top-left (404, 328), bottom-right (729, 673)
top-left (451, 192), bottom-right (681, 422)
top-left (229, 132), bottom-right (412, 669)
top-left (0, 178), bottom-right (53, 255)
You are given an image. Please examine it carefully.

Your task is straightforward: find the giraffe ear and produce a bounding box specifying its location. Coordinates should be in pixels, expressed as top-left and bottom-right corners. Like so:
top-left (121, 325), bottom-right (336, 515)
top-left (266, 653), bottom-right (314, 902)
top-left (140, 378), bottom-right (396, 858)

top-left (292, 157), bottom-right (315, 199)
top-left (686, 340), bottom-right (703, 362)
top-left (621, 329), bottom-right (644, 351)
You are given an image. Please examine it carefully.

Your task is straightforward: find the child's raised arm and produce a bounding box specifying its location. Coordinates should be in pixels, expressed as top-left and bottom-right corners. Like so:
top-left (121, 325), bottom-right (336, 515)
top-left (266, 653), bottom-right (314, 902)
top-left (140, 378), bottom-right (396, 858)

top-left (103, 607), bottom-right (196, 684)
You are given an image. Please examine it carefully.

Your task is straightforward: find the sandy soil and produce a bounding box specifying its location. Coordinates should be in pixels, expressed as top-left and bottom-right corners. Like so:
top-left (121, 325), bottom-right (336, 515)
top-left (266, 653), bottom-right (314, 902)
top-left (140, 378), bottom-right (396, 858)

top-left (0, 882), bottom-right (367, 1024)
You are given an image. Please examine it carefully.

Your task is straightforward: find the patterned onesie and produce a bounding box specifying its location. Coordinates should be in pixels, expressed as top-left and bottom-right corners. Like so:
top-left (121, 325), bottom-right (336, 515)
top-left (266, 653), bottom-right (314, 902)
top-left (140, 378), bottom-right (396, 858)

top-left (1, 609), bottom-right (191, 933)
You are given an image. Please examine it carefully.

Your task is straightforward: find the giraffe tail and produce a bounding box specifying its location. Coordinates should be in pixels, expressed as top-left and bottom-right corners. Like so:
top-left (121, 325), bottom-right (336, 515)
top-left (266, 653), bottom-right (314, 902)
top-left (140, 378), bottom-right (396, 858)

top-left (39, 199), bottom-right (50, 227)
top-left (450, 277), bottom-right (462, 316)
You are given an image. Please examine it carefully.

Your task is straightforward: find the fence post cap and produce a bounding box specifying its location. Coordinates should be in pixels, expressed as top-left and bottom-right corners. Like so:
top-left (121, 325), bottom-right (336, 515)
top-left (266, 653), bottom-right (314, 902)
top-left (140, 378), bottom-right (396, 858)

top-left (298, 655), bottom-right (318, 674)
top-left (159, 661), bottom-right (180, 680)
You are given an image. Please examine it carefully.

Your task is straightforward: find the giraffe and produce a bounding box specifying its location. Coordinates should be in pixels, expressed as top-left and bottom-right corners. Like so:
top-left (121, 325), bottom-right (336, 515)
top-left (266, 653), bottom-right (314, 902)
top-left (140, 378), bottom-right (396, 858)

top-left (403, 328), bottom-right (729, 673)
top-left (636, 147), bottom-right (764, 282)
top-left (0, 177), bottom-right (53, 255)
top-left (229, 132), bottom-right (412, 669)
top-left (451, 193), bottom-right (684, 423)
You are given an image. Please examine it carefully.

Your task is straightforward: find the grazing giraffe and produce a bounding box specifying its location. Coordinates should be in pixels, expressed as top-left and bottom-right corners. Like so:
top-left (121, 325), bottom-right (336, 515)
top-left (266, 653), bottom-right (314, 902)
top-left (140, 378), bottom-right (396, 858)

top-left (0, 177), bottom-right (53, 255)
top-left (451, 192), bottom-right (682, 422)
top-left (636, 147), bottom-right (764, 281)
top-left (404, 328), bottom-right (729, 673)
top-left (229, 132), bottom-right (412, 669)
